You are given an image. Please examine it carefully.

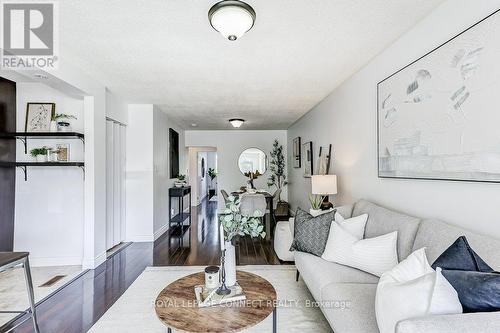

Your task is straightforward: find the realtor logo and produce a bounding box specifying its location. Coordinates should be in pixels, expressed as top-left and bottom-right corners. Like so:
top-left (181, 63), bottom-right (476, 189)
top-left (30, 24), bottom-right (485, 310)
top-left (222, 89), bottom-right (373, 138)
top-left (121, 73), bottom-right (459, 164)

top-left (1, 1), bottom-right (59, 70)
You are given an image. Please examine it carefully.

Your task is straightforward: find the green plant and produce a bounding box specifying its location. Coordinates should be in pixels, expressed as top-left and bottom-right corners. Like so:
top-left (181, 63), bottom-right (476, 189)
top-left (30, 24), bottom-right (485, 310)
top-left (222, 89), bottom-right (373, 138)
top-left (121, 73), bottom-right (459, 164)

top-left (309, 194), bottom-right (324, 210)
top-left (219, 195), bottom-right (266, 243)
top-left (177, 174), bottom-right (186, 181)
top-left (30, 147), bottom-right (48, 157)
top-left (207, 168), bottom-right (217, 181)
top-left (53, 113), bottom-right (77, 121)
top-left (267, 139), bottom-right (288, 201)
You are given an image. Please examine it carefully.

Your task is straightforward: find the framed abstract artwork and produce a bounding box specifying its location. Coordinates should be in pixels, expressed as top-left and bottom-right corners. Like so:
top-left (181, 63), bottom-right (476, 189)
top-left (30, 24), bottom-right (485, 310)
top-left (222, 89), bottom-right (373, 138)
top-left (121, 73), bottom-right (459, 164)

top-left (293, 137), bottom-right (301, 168)
top-left (377, 9), bottom-right (500, 183)
top-left (25, 103), bottom-right (55, 132)
top-left (302, 141), bottom-right (313, 178)
top-left (169, 128), bottom-right (179, 179)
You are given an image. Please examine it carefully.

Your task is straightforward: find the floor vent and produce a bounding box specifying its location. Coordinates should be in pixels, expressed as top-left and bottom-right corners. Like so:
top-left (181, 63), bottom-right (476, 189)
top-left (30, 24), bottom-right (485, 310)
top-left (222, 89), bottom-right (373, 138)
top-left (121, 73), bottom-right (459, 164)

top-left (39, 275), bottom-right (66, 287)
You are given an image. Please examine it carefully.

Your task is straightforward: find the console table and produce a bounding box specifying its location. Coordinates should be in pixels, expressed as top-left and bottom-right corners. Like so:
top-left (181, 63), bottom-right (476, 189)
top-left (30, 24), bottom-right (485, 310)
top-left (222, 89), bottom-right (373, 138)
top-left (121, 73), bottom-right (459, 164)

top-left (168, 186), bottom-right (191, 245)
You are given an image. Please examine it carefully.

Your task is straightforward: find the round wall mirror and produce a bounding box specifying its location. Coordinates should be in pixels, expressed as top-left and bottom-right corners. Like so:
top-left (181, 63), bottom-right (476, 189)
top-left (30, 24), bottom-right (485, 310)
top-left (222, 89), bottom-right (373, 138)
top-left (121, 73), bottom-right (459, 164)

top-left (238, 148), bottom-right (267, 175)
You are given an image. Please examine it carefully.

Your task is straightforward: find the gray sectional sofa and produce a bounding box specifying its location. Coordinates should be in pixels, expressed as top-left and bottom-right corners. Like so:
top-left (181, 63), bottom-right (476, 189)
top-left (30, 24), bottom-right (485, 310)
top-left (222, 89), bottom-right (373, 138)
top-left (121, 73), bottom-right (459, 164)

top-left (294, 199), bottom-right (500, 333)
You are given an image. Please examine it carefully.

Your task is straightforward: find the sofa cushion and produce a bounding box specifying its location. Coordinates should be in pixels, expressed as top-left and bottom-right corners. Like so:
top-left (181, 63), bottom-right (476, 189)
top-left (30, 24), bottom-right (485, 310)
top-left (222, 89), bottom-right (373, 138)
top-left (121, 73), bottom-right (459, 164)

top-left (295, 251), bottom-right (379, 301)
top-left (413, 219), bottom-right (500, 271)
top-left (320, 282), bottom-right (378, 333)
top-left (290, 208), bottom-right (336, 256)
top-left (353, 199), bottom-right (421, 261)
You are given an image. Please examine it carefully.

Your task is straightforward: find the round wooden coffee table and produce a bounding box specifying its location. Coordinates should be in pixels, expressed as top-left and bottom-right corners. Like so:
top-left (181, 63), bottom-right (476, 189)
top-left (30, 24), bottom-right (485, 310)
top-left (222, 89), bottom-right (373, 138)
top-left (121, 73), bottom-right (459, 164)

top-left (155, 270), bottom-right (277, 333)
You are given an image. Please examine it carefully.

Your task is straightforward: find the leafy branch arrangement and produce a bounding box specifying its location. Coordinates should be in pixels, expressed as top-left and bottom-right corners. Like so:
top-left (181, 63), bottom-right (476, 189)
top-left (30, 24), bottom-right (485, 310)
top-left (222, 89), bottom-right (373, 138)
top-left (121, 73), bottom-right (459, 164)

top-left (53, 113), bottom-right (77, 121)
top-left (219, 196), bottom-right (266, 243)
top-left (207, 168), bottom-right (217, 181)
top-left (267, 139), bottom-right (288, 201)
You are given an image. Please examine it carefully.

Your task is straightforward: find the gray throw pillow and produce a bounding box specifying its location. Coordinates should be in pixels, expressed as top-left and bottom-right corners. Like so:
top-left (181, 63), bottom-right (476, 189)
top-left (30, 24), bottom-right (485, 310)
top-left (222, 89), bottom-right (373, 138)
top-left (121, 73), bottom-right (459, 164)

top-left (290, 207), bottom-right (336, 256)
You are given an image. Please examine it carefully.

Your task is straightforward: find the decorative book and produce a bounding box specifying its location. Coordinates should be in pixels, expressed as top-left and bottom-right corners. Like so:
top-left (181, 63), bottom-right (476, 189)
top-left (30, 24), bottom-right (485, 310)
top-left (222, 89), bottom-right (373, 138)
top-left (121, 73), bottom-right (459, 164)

top-left (194, 282), bottom-right (246, 307)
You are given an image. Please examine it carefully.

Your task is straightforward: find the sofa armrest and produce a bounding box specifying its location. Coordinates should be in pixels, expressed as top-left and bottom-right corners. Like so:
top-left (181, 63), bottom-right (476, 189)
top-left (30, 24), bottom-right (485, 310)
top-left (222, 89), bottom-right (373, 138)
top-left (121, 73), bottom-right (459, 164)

top-left (396, 312), bottom-right (500, 333)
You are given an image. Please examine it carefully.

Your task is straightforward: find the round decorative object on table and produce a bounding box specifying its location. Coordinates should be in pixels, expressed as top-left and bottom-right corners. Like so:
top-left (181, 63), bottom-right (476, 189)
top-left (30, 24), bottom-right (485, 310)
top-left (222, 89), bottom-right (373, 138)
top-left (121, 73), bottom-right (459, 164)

top-left (155, 271), bottom-right (277, 333)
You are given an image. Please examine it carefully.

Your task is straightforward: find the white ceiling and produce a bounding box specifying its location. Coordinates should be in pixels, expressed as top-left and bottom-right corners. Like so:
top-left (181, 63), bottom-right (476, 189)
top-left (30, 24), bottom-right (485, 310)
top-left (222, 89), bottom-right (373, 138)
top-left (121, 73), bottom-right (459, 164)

top-left (60, 0), bottom-right (445, 129)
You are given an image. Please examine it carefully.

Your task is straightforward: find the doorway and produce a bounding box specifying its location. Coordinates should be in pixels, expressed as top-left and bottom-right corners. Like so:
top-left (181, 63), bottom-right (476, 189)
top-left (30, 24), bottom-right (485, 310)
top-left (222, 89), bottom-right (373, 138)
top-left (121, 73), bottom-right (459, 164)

top-left (187, 147), bottom-right (217, 206)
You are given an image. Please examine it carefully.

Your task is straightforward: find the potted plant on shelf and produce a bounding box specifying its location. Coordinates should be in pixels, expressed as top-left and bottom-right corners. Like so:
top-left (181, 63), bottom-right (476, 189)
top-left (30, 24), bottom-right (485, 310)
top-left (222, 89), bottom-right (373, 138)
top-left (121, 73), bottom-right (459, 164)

top-left (219, 195), bottom-right (266, 286)
top-left (207, 168), bottom-right (217, 198)
top-left (52, 113), bottom-right (77, 132)
top-left (174, 174), bottom-right (187, 187)
top-left (30, 147), bottom-right (49, 162)
top-left (267, 139), bottom-right (289, 217)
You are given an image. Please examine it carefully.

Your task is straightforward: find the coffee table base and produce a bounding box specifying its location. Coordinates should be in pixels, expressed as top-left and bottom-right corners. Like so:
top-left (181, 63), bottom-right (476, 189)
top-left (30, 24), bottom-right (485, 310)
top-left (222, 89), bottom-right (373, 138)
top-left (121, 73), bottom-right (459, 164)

top-left (166, 308), bottom-right (277, 333)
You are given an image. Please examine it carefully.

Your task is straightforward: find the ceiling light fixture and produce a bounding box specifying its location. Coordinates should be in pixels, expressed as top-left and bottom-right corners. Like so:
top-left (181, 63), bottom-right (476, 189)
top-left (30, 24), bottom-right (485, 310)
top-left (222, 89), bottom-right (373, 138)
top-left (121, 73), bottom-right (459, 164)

top-left (208, 1), bottom-right (256, 41)
top-left (229, 118), bottom-right (245, 128)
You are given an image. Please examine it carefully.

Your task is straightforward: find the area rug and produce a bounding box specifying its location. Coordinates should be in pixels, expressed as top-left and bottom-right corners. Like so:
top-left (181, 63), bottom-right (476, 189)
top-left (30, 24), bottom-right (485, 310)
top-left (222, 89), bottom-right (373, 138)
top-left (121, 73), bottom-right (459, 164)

top-left (0, 265), bottom-right (85, 326)
top-left (89, 265), bottom-right (332, 332)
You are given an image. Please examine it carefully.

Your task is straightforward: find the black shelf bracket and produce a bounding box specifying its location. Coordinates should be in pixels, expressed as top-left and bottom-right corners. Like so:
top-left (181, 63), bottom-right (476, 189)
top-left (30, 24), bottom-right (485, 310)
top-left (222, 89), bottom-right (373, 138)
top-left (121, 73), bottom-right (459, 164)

top-left (20, 137), bottom-right (27, 154)
top-left (79, 165), bottom-right (85, 180)
top-left (17, 165), bottom-right (27, 181)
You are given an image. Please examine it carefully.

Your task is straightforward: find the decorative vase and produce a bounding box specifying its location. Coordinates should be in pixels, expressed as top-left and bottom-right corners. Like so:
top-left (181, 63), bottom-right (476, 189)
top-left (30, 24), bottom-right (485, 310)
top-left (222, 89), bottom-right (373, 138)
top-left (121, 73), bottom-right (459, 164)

top-left (36, 154), bottom-right (47, 163)
top-left (309, 208), bottom-right (323, 217)
top-left (224, 241), bottom-right (237, 287)
top-left (50, 120), bottom-right (57, 132)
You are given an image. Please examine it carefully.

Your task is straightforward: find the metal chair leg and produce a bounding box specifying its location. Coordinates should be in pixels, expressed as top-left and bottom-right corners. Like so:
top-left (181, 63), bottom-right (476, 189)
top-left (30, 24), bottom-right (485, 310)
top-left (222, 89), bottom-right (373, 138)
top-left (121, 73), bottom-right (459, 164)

top-left (23, 257), bottom-right (40, 333)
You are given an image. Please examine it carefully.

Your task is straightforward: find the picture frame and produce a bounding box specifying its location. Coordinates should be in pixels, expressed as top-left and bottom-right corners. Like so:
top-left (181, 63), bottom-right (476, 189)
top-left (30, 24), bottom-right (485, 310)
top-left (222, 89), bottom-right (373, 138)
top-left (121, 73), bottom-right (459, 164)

top-left (169, 128), bottom-right (180, 178)
top-left (377, 9), bottom-right (500, 183)
top-left (293, 137), bottom-right (301, 168)
top-left (302, 141), bottom-right (313, 178)
top-left (56, 144), bottom-right (70, 162)
top-left (25, 103), bottom-right (55, 132)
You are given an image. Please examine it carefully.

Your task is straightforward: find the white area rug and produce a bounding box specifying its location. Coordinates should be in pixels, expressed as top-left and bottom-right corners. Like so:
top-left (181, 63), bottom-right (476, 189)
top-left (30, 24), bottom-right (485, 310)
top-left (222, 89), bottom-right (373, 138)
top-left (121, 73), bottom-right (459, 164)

top-left (90, 265), bottom-right (332, 333)
top-left (0, 265), bottom-right (84, 325)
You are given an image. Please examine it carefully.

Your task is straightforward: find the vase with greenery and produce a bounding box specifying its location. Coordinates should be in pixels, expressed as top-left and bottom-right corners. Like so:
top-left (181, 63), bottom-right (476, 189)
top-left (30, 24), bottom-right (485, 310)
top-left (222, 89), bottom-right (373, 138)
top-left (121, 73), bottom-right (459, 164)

top-left (309, 194), bottom-right (324, 216)
top-left (30, 147), bottom-right (49, 162)
top-left (53, 113), bottom-right (77, 132)
top-left (267, 139), bottom-right (288, 201)
top-left (174, 174), bottom-right (187, 187)
top-left (219, 195), bottom-right (266, 286)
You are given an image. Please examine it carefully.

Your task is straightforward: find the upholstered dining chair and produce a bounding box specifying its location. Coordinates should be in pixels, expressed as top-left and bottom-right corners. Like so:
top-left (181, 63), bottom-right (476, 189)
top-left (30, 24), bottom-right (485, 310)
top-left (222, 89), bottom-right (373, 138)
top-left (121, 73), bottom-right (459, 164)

top-left (220, 189), bottom-right (230, 204)
top-left (240, 193), bottom-right (269, 240)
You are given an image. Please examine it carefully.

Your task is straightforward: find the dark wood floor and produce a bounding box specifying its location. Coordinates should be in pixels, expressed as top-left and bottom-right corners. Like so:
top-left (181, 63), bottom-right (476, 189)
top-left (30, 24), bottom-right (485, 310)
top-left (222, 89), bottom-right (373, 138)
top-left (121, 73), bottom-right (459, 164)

top-left (4, 199), bottom-right (282, 333)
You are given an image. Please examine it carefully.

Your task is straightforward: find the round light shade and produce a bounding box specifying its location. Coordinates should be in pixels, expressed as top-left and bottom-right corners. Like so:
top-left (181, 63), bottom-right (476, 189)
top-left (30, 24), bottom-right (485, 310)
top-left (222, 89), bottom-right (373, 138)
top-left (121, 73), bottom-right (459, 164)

top-left (209, 1), bottom-right (256, 41)
top-left (229, 118), bottom-right (245, 128)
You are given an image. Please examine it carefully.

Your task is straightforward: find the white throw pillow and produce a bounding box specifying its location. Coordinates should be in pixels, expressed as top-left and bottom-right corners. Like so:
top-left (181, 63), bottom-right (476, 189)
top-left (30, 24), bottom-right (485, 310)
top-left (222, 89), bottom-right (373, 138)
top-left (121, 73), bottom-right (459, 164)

top-left (322, 218), bottom-right (398, 277)
top-left (375, 248), bottom-right (462, 333)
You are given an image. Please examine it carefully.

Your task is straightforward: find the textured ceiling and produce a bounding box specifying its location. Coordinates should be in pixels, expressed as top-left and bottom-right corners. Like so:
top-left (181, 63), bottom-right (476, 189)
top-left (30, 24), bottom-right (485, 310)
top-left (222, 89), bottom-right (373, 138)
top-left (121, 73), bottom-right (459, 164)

top-left (59, 0), bottom-right (445, 129)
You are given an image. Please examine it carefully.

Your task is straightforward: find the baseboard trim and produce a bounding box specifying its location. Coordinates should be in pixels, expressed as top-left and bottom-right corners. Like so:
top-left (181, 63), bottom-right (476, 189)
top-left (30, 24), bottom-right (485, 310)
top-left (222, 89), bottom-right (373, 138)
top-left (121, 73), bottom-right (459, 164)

top-left (154, 224), bottom-right (169, 241)
top-left (82, 251), bottom-right (107, 269)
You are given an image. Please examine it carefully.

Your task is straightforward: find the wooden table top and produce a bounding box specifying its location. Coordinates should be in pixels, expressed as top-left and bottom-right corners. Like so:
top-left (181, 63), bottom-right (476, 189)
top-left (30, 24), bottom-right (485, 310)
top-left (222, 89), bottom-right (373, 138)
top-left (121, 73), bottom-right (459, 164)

top-left (155, 271), bottom-right (277, 333)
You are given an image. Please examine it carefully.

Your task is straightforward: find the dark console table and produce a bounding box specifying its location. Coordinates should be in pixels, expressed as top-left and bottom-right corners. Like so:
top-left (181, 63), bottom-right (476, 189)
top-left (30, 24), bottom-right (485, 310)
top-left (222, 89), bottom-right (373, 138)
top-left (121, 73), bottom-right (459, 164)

top-left (169, 186), bottom-right (191, 245)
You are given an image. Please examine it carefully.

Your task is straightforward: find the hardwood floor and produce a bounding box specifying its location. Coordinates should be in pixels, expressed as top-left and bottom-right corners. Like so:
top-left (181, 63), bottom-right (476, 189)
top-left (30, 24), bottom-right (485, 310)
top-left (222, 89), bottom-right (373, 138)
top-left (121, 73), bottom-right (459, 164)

top-left (4, 199), bottom-right (282, 333)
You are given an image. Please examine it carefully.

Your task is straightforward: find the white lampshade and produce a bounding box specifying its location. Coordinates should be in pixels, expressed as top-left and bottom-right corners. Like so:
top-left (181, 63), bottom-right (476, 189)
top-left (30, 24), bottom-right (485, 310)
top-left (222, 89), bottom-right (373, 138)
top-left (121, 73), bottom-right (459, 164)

top-left (209, 1), bottom-right (256, 41)
top-left (311, 175), bottom-right (337, 195)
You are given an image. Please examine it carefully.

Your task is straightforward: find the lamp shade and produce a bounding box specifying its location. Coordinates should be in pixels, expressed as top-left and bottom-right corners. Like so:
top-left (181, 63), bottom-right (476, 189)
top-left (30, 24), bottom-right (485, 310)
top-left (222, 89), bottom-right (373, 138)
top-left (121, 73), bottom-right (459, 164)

top-left (311, 175), bottom-right (337, 195)
top-left (209, 1), bottom-right (256, 41)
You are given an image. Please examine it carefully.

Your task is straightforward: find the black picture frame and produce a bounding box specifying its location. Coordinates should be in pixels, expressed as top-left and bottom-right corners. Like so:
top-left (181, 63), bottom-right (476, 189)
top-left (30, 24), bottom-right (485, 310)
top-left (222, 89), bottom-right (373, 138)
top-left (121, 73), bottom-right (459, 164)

top-left (293, 137), bottom-right (301, 168)
top-left (169, 128), bottom-right (179, 179)
top-left (377, 8), bottom-right (500, 184)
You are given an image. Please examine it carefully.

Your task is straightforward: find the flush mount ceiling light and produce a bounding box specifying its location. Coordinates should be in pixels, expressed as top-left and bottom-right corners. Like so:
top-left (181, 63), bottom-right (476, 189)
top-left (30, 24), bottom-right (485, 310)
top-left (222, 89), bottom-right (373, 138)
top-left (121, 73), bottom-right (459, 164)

top-left (229, 118), bottom-right (245, 128)
top-left (208, 1), bottom-right (256, 41)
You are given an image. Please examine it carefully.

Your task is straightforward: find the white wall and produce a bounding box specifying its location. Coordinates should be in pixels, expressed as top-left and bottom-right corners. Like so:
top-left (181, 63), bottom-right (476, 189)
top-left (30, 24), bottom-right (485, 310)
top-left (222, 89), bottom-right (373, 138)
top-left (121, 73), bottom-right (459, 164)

top-left (153, 106), bottom-right (187, 239)
top-left (14, 83), bottom-right (85, 266)
top-left (287, 0), bottom-right (500, 239)
top-left (185, 130), bottom-right (288, 210)
top-left (106, 89), bottom-right (127, 125)
top-left (126, 105), bottom-right (187, 241)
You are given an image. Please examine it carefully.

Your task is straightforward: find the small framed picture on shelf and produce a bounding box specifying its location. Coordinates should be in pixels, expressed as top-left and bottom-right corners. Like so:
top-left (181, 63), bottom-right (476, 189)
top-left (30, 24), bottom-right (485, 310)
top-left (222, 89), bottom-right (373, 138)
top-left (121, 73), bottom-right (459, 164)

top-left (56, 144), bottom-right (70, 162)
top-left (25, 103), bottom-right (55, 132)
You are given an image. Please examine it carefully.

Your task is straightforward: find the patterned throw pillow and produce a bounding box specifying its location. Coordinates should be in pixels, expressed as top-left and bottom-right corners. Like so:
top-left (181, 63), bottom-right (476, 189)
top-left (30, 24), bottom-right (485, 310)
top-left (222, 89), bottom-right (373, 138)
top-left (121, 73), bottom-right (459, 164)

top-left (289, 207), bottom-right (336, 256)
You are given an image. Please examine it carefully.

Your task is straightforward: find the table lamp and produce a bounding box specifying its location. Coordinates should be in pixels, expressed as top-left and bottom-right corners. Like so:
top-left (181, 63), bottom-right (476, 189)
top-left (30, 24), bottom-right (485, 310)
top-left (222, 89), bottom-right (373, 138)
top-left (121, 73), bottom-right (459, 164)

top-left (311, 175), bottom-right (337, 210)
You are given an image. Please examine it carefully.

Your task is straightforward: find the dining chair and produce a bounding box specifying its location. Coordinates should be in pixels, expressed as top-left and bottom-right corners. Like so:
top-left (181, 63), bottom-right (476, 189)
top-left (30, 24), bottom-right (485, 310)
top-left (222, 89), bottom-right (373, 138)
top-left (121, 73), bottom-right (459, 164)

top-left (220, 190), bottom-right (230, 204)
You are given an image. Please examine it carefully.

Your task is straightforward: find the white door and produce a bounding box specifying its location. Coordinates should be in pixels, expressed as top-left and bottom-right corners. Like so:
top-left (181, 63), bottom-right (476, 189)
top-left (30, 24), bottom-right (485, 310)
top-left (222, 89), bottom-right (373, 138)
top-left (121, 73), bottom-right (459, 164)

top-left (106, 120), bottom-right (127, 250)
